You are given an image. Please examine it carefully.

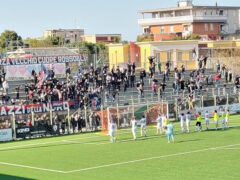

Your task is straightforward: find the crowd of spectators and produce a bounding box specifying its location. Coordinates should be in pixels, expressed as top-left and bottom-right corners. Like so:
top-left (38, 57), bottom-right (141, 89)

top-left (0, 56), bottom-right (239, 132)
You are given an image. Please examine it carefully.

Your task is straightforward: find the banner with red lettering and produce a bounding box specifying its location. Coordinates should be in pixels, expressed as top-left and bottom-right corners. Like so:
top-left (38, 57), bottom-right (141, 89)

top-left (0, 55), bottom-right (86, 66)
top-left (0, 100), bottom-right (75, 117)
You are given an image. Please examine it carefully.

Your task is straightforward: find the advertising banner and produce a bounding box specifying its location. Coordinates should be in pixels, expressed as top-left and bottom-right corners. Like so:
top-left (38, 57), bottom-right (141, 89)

top-left (196, 103), bottom-right (240, 115)
top-left (16, 125), bottom-right (60, 139)
top-left (0, 100), bottom-right (75, 117)
top-left (0, 129), bottom-right (13, 141)
top-left (0, 55), bottom-right (86, 66)
top-left (16, 127), bottom-right (31, 139)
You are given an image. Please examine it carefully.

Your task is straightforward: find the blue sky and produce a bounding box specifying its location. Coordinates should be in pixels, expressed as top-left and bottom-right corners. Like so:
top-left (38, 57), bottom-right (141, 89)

top-left (0, 0), bottom-right (239, 41)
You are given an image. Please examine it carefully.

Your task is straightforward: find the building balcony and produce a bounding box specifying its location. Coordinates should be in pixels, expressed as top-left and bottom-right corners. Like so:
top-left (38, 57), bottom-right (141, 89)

top-left (138, 15), bottom-right (227, 27)
top-left (138, 16), bottom-right (193, 26)
top-left (193, 15), bottom-right (227, 23)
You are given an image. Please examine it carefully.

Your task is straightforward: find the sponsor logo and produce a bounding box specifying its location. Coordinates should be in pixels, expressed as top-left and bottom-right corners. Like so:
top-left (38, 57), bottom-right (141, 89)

top-left (17, 128), bottom-right (30, 133)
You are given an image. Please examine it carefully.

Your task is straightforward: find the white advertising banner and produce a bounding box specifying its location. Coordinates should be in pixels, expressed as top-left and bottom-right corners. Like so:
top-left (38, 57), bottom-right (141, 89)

top-left (0, 128), bottom-right (13, 141)
top-left (196, 104), bottom-right (240, 115)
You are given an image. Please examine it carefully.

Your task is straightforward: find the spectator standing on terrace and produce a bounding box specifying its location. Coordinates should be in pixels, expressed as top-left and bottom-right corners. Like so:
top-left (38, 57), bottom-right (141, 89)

top-left (188, 93), bottom-right (194, 110)
top-left (228, 70), bottom-right (233, 83)
top-left (0, 69), bottom-right (6, 88)
top-left (166, 61), bottom-right (170, 71)
top-left (137, 81), bottom-right (143, 98)
top-left (158, 61), bottom-right (161, 74)
top-left (198, 58), bottom-right (202, 70)
top-left (152, 81), bottom-right (157, 96)
top-left (130, 72), bottom-right (135, 88)
top-left (181, 65), bottom-right (185, 78)
top-left (225, 69), bottom-right (229, 83)
top-left (15, 86), bottom-right (20, 101)
top-left (132, 63), bottom-right (136, 73)
top-left (215, 73), bottom-right (221, 88)
top-left (216, 63), bottom-right (220, 73)
top-left (203, 57), bottom-right (208, 68)
top-left (221, 64), bottom-right (226, 78)
top-left (2, 79), bottom-right (9, 94)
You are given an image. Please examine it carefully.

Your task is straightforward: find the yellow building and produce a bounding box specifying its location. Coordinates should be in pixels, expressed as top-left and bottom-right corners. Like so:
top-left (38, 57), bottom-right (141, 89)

top-left (107, 40), bottom-right (240, 73)
top-left (81, 35), bottom-right (97, 43)
top-left (106, 43), bottom-right (130, 70)
top-left (206, 40), bottom-right (236, 48)
top-left (136, 40), bottom-right (199, 71)
top-left (81, 34), bottom-right (121, 44)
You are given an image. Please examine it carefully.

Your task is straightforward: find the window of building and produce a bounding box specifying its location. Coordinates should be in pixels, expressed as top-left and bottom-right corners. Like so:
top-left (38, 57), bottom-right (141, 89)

top-left (205, 24), bottom-right (208, 31)
top-left (161, 26), bottom-right (165, 33)
top-left (178, 52), bottom-right (182, 61)
top-left (210, 24), bottom-right (214, 31)
top-left (220, 24), bottom-right (224, 32)
top-left (167, 51), bottom-right (171, 61)
top-left (144, 28), bottom-right (150, 34)
top-left (170, 26), bottom-right (174, 33)
top-left (219, 10), bottom-right (224, 16)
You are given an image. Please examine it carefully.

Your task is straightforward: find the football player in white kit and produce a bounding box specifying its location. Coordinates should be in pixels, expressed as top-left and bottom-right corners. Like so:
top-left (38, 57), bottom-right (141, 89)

top-left (156, 113), bottom-right (163, 135)
top-left (180, 113), bottom-right (185, 133)
top-left (109, 119), bottom-right (117, 143)
top-left (205, 110), bottom-right (210, 130)
top-left (131, 116), bottom-right (138, 140)
top-left (140, 115), bottom-right (147, 137)
top-left (225, 109), bottom-right (230, 128)
top-left (186, 111), bottom-right (191, 133)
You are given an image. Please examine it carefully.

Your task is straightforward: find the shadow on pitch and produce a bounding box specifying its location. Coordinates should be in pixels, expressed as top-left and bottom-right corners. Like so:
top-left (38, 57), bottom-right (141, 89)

top-left (0, 174), bottom-right (34, 180)
top-left (175, 139), bottom-right (202, 144)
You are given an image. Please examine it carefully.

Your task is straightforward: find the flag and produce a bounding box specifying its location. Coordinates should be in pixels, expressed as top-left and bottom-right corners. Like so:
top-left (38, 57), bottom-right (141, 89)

top-left (39, 64), bottom-right (48, 86)
top-left (97, 58), bottom-right (101, 65)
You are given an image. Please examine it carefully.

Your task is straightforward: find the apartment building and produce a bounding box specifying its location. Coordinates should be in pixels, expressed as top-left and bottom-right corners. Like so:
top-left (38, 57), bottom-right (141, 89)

top-left (44, 29), bottom-right (84, 43)
top-left (138, 0), bottom-right (240, 41)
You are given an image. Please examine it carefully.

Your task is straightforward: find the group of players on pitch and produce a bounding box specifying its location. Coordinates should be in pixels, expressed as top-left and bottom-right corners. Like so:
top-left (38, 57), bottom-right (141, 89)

top-left (109, 114), bottom-right (174, 143)
top-left (180, 109), bottom-right (230, 133)
top-left (108, 108), bottom-right (230, 144)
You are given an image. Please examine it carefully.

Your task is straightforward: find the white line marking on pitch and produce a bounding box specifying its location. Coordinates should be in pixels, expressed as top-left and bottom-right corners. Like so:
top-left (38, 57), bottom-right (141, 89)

top-left (0, 133), bottom-right (119, 151)
top-left (0, 141), bottom-right (65, 151)
top-left (0, 131), bottom-right (131, 151)
top-left (0, 123), bottom-right (239, 151)
top-left (220, 147), bottom-right (240, 150)
top-left (0, 162), bottom-right (66, 173)
top-left (65, 143), bottom-right (240, 173)
top-left (0, 143), bottom-right (239, 174)
top-left (65, 124), bottom-right (240, 146)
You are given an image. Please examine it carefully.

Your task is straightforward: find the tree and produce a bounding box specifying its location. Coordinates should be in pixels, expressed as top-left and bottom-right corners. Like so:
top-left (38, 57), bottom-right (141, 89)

top-left (24, 36), bottom-right (65, 48)
top-left (136, 35), bottom-right (154, 42)
top-left (114, 36), bottom-right (121, 43)
top-left (169, 34), bottom-right (200, 41)
top-left (0, 30), bottom-right (23, 52)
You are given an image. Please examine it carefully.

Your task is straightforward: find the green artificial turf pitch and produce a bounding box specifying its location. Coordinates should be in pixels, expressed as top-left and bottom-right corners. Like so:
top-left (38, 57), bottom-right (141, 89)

top-left (0, 115), bottom-right (240, 180)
